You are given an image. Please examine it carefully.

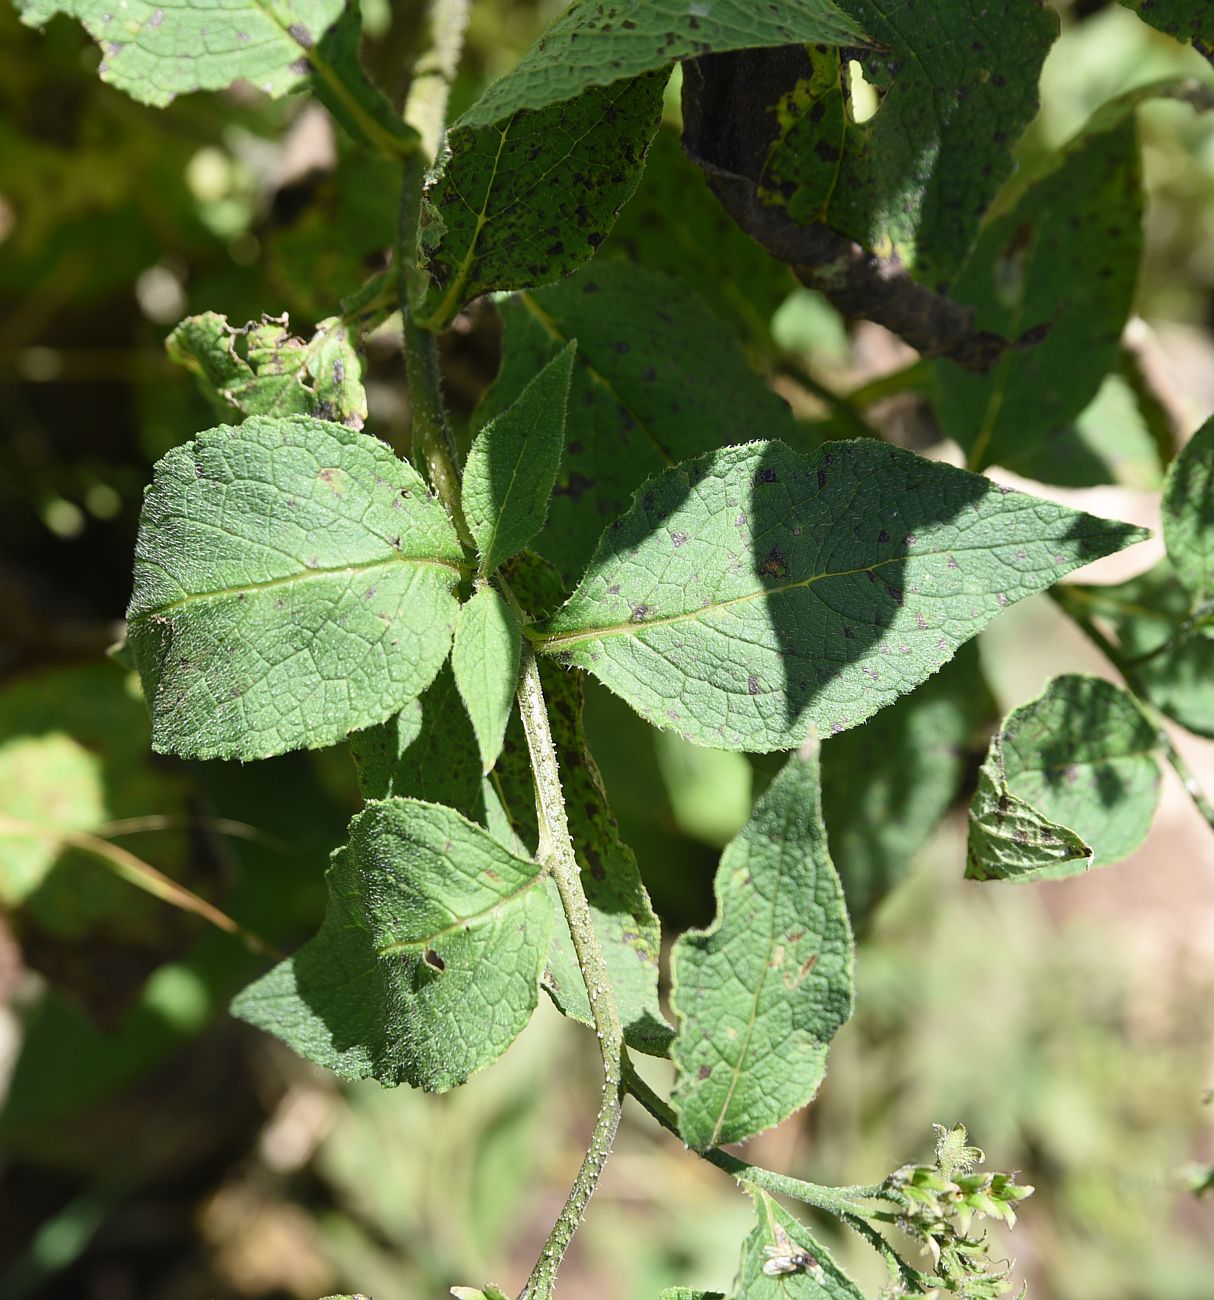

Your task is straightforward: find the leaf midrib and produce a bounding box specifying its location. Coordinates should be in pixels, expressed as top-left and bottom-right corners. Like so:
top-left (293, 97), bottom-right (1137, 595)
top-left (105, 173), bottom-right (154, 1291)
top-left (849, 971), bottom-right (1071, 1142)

top-left (374, 868), bottom-right (546, 954)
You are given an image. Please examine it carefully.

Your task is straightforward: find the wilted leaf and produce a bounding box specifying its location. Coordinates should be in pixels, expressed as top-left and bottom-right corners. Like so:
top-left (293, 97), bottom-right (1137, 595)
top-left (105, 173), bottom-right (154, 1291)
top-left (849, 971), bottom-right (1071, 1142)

top-left (127, 416), bottom-right (463, 760)
top-left (231, 799), bottom-right (551, 1090)
top-left (535, 439), bottom-right (1147, 751)
top-left (670, 749), bottom-right (853, 1147)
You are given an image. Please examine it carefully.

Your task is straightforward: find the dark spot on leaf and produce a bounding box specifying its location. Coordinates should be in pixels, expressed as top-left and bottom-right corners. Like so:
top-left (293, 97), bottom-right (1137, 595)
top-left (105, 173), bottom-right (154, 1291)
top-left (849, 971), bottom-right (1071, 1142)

top-left (747, 674), bottom-right (760, 695)
top-left (759, 545), bottom-right (788, 578)
top-left (423, 949), bottom-right (446, 972)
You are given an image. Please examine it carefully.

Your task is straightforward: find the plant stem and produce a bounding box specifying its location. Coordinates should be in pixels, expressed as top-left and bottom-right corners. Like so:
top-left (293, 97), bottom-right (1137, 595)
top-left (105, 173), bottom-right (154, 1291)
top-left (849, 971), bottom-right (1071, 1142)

top-left (1051, 587), bottom-right (1214, 832)
top-left (622, 1059), bottom-right (895, 1218)
top-left (404, 0), bottom-right (471, 158)
top-left (515, 647), bottom-right (626, 1299)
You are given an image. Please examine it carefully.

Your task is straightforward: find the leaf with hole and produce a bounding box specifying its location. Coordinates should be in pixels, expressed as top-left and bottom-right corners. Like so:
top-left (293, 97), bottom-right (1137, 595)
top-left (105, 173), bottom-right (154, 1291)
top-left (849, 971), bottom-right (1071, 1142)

top-left (463, 342), bottom-right (576, 575)
top-left (535, 439), bottom-right (1147, 752)
top-left (231, 798), bottom-right (552, 1090)
top-left (670, 748), bottom-right (853, 1148)
top-left (126, 415), bottom-right (463, 760)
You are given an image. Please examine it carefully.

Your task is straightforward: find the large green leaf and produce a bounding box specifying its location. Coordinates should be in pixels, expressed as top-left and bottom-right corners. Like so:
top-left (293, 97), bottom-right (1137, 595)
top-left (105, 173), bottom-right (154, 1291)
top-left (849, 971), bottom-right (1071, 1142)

top-left (1163, 414), bottom-right (1214, 604)
top-left (231, 799), bottom-right (551, 1090)
top-left (534, 439), bottom-right (1147, 752)
top-left (966, 675), bottom-right (1162, 882)
top-left (479, 261), bottom-right (800, 583)
top-left (670, 750), bottom-right (853, 1148)
top-left (821, 641), bottom-right (993, 927)
top-left (127, 416), bottom-right (463, 760)
top-left (1119, 1), bottom-right (1213, 61)
top-left (462, 343), bottom-right (576, 575)
top-left (451, 586), bottom-right (522, 774)
top-left (416, 74), bottom-right (666, 330)
top-left (729, 1189), bottom-right (865, 1299)
top-left (167, 312), bottom-right (367, 430)
top-left (538, 661), bottom-right (671, 1056)
top-left (458, 0), bottom-right (866, 129)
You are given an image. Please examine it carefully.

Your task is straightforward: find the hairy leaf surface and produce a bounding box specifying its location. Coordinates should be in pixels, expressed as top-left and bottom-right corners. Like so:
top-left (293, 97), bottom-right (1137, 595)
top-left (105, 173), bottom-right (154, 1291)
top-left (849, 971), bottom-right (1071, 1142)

top-left (458, 0), bottom-right (866, 129)
top-left (670, 750), bottom-right (853, 1148)
top-left (167, 313), bottom-right (367, 430)
top-left (967, 675), bottom-right (1161, 881)
top-left (730, 1189), bottom-right (865, 1299)
top-left (536, 440), bottom-right (1147, 751)
top-left (451, 586), bottom-right (522, 774)
top-left (416, 75), bottom-right (665, 329)
top-left (1163, 414), bottom-right (1214, 604)
top-left (463, 343), bottom-right (576, 575)
top-left (231, 799), bottom-right (551, 1090)
top-left (480, 262), bottom-right (799, 583)
top-left (127, 416), bottom-right (462, 760)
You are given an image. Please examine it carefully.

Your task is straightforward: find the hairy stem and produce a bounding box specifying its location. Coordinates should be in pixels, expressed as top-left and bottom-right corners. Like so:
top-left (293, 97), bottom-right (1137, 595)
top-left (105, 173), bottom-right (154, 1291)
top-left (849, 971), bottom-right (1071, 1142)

top-left (403, 0), bottom-right (471, 158)
top-left (622, 1060), bottom-right (895, 1218)
top-left (1051, 587), bottom-right (1214, 832)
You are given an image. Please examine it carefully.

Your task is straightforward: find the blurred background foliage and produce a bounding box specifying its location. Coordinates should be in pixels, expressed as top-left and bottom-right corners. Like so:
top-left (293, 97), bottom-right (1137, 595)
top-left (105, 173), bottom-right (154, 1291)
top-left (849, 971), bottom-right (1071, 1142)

top-left (1, 0), bottom-right (1213, 1297)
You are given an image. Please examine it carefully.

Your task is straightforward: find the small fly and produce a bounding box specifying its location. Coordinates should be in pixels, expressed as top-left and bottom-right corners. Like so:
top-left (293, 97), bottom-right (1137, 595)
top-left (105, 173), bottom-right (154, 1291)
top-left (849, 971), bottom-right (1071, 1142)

top-left (761, 1223), bottom-right (824, 1279)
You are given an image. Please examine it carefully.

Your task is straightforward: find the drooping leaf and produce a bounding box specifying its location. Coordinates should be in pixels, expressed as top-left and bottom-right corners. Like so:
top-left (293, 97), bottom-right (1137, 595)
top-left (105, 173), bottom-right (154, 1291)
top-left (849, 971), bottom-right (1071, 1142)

top-left (537, 661), bottom-right (671, 1056)
top-left (231, 799), bottom-right (552, 1090)
top-left (670, 749), bottom-right (854, 1148)
top-left (415, 74), bottom-right (666, 330)
top-left (729, 1188), bottom-right (865, 1299)
top-left (534, 439), bottom-right (1148, 752)
top-left (680, 0), bottom-right (1056, 312)
top-left (1118, 0), bottom-right (1213, 63)
top-left (941, 82), bottom-right (1214, 471)
top-left (1163, 413), bottom-right (1214, 604)
top-left (966, 675), bottom-right (1162, 882)
top-left (127, 415), bottom-right (463, 760)
top-left (601, 125), bottom-right (795, 356)
top-left (821, 641), bottom-right (994, 927)
top-left (463, 343), bottom-right (577, 575)
top-left (451, 586), bottom-right (523, 774)
top-left (457, 0), bottom-right (867, 130)
top-left (478, 261), bottom-right (800, 583)
top-left (167, 312), bottom-right (367, 430)
top-left (15, 0), bottom-right (368, 115)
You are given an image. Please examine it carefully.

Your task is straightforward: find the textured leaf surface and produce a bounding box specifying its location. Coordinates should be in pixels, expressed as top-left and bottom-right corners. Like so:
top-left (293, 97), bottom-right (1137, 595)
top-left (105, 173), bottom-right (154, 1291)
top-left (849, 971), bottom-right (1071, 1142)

top-left (660, 1291), bottom-right (724, 1300)
top-left (463, 343), bottom-right (576, 574)
top-left (479, 262), bottom-right (799, 583)
top-left (603, 127), bottom-right (795, 357)
top-left (458, 0), bottom-right (866, 129)
top-left (535, 439), bottom-right (1147, 752)
top-left (1163, 414), bottom-right (1214, 604)
top-left (16, 0), bottom-right (344, 107)
top-left (127, 416), bottom-right (462, 760)
top-left (538, 662), bottom-right (670, 1055)
top-left (730, 1189), bottom-right (865, 1300)
top-left (167, 313), bottom-right (367, 430)
top-left (821, 642), bottom-right (993, 927)
top-left (670, 750), bottom-right (853, 1148)
top-left (733, 0), bottom-right (1057, 286)
top-left (451, 586), bottom-right (522, 774)
top-left (939, 110), bottom-right (1142, 470)
top-left (1118, 0), bottom-right (1213, 61)
top-left (967, 676), bottom-right (1161, 881)
top-left (416, 75), bottom-right (665, 329)
top-left (231, 799), bottom-right (551, 1090)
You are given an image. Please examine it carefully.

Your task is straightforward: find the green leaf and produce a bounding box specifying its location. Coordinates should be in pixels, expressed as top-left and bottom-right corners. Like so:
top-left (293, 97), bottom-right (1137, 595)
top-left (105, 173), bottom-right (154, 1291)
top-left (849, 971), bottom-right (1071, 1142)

top-left (463, 343), bottom-right (576, 575)
top-left (415, 74), bottom-right (666, 330)
top-left (1163, 414), bottom-right (1214, 604)
top-left (661, 1291), bottom-right (724, 1300)
top-left (478, 261), bottom-right (800, 583)
top-left (16, 0), bottom-right (346, 108)
top-left (941, 82), bottom-right (1214, 471)
top-left (729, 1188), bottom-right (865, 1299)
top-left (601, 125), bottom-right (795, 356)
top-left (127, 415), bottom-right (463, 760)
top-left (166, 312), bottom-right (367, 430)
top-left (537, 661), bottom-right (671, 1056)
top-left (231, 799), bottom-right (551, 1090)
top-left (535, 439), bottom-right (1148, 752)
top-left (458, 0), bottom-right (867, 129)
top-left (1118, 0), bottom-right (1213, 62)
top-left (966, 675), bottom-right (1162, 882)
top-left (821, 641), bottom-right (994, 927)
top-left (451, 586), bottom-right (523, 774)
top-left (670, 749), bottom-right (853, 1148)
top-left (722, 1), bottom-right (1057, 286)
top-left (450, 1288), bottom-right (509, 1300)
